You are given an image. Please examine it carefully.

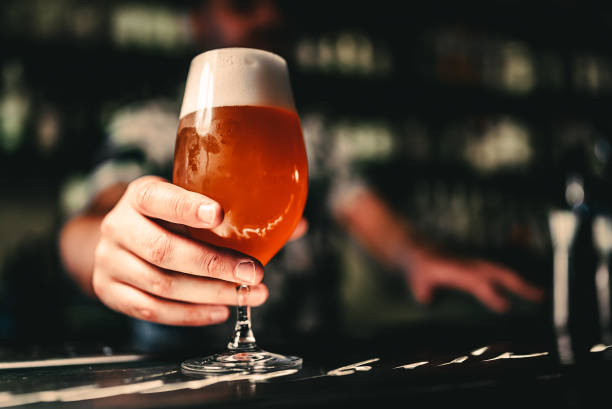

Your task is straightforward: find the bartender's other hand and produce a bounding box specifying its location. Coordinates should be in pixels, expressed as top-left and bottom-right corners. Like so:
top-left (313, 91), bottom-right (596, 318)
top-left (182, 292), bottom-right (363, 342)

top-left (288, 218), bottom-right (308, 241)
top-left (403, 252), bottom-right (544, 313)
top-left (93, 176), bottom-right (268, 326)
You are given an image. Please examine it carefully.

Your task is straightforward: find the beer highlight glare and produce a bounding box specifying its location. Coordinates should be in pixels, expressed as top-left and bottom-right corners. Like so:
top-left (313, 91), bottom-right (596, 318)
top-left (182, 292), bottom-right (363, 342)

top-left (195, 62), bottom-right (214, 135)
top-left (213, 195), bottom-right (295, 240)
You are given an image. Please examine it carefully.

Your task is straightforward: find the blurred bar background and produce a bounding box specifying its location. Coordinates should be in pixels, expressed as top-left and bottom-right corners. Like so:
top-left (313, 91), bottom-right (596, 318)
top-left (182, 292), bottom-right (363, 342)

top-left (0, 0), bottom-right (611, 352)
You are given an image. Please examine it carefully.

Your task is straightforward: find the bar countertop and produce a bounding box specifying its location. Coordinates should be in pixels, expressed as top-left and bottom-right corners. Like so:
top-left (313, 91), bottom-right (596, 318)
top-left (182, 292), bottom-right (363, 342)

top-left (0, 326), bottom-right (610, 409)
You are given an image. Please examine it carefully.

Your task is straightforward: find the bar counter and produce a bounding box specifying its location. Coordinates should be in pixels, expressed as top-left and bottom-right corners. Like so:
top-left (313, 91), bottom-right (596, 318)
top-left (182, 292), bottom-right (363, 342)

top-left (0, 325), bottom-right (610, 409)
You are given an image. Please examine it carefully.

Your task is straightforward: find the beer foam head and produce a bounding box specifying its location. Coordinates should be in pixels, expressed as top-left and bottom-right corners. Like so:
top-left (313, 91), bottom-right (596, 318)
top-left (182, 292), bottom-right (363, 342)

top-left (180, 48), bottom-right (295, 119)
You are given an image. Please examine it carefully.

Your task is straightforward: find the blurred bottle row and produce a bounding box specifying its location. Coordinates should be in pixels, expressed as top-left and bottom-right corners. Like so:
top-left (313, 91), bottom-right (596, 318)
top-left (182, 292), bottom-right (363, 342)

top-left (3, 1), bottom-right (612, 87)
top-left (2, 0), bottom-right (191, 51)
top-left (420, 27), bottom-right (612, 95)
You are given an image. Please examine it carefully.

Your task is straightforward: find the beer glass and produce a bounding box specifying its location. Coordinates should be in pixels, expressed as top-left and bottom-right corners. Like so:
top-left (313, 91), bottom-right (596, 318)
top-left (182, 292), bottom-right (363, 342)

top-left (173, 48), bottom-right (308, 374)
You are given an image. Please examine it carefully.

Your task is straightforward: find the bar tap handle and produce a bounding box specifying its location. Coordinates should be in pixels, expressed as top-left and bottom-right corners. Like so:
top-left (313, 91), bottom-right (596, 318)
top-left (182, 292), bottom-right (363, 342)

top-left (548, 210), bottom-right (580, 364)
top-left (593, 215), bottom-right (612, 345)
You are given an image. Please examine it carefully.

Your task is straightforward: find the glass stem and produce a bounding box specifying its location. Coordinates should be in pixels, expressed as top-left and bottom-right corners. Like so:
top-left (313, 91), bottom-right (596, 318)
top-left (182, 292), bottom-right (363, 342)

top-left (227, 285), bottom-right (258, 351)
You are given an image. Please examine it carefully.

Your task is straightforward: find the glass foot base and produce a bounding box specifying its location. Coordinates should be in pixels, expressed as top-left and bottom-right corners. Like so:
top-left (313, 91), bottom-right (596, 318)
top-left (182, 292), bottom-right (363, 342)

top-left (181, 349), bottom-right (302, 376)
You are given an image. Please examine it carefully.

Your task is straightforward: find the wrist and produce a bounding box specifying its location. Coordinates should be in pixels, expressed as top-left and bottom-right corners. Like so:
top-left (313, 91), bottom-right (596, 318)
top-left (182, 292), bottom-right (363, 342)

top-left (396, 246), bottom-right (429, 273)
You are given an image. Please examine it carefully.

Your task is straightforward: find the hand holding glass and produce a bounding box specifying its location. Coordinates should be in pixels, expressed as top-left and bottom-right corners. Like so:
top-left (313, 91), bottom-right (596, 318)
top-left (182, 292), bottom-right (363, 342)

top-left (173, 48), bottom-right (308, 374)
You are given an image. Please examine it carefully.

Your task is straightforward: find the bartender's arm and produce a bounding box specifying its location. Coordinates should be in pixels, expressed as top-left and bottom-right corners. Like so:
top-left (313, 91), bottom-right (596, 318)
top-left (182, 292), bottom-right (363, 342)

top-left (332, 185), bottom-right (543, 313)
top-left (59, 176), bottom-right (269, 326)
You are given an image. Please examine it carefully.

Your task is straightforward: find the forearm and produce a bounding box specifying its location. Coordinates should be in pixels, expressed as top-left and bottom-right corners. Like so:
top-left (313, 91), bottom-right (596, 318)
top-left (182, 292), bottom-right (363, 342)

top-left (332, 186), bottom-right (544, 311)
top-left (59, 213), bottom-right (104, 297)
top-left (59, 182), bottom-right (128, 296)
top-left (332, 187), bottom-right (426, 270)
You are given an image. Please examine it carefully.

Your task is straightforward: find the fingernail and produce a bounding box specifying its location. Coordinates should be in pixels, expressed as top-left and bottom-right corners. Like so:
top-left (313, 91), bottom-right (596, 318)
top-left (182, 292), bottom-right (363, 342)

top-left (198, 203), bottom-right (216, 225)
top-left (210, 308), bottom-right (228, 322)
top-left (234, 260), bottom-right (256, 283)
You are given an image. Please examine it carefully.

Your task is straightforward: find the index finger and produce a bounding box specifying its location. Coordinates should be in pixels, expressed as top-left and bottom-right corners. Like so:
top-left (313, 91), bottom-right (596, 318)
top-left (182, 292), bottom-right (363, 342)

top-left (103, 208), bottom-right (264, 286)
top-left (429, 266), bottom-right (509, 313)
top-left (478, 262), bottom-right (544, 302)
top-left (127, 176), bottom-right (224, 229)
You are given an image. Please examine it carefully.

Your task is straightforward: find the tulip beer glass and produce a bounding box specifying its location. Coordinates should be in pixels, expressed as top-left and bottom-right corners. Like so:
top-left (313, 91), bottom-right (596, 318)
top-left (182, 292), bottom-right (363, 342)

top-left (173, 48), bottom-right (308, 374)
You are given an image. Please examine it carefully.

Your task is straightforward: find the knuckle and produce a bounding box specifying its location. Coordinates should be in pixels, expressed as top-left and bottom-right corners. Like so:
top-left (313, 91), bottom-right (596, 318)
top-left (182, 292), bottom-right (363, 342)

top-left (131, 177), bottom-right (158, 212)
top-left (134, 306), bottom-right (156, 322)
top-left (93, 242), bottom-right (107, 265)
top-left (91, 270), bottom-right (105, 299)
top-left (199, 252), bottom-right (223, 278)
top-left (170, 196), bottom-right (194, 220)
top-left (126, 297), bottom-right (157, 322)
top-left (146, 233), bottom-right (173, 265)
top-left (94, 240), bottom-right (114, 268)
top-left (182, 307), bottom-right (205, 326)
top-left (148, 271), bottom-right (174, 298)
top-left (99, 215), bottom-right (114, 237)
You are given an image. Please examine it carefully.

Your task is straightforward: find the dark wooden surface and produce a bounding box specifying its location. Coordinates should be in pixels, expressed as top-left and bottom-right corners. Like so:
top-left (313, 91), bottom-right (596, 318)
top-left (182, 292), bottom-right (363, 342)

top-left (0, 330), bottom-right (610, 409)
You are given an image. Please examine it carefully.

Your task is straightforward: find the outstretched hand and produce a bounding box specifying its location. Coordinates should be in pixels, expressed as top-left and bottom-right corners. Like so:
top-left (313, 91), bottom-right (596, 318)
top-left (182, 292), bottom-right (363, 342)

top-left (93, 176), bottom-right (269, 326)
top-left (402, 252), bottom-right (544, 313)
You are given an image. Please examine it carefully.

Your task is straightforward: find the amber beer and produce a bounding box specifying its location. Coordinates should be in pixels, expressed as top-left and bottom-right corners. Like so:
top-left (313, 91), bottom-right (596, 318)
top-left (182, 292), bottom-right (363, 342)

top-left (173, 105), bottom-right (308, 265)
top-left (176, 48), bottom-right (306, 374)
